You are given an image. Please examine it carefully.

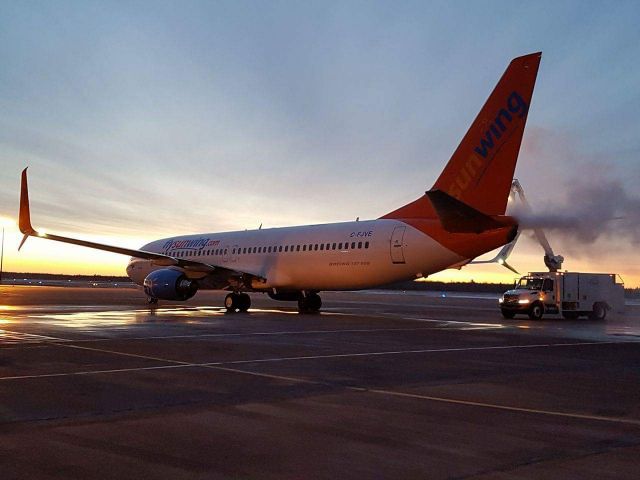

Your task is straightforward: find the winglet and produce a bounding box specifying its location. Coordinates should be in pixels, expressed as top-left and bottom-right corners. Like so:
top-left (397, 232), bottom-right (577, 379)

top-left (18, 167), bottom-right (36, 250)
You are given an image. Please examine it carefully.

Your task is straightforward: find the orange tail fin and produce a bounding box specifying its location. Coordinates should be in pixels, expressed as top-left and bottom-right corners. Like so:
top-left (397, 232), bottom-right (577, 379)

top-left (383, 52), bottom-right (541, 219)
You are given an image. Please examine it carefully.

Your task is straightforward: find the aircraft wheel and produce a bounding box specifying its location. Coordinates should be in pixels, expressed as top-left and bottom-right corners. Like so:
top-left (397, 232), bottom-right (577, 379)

top-left (147, 296), bottom-right (158, 305)
top-left (308, 293), bottom-right (322, 312)
top-left (298, 293), bottom-right (321, 313)
top-left (238, 293), bottom-right (251, 312)
top-left (297, 296), bottom-right (309, 314)
top-left (225, 293), bottom-right (238, 313)
top-left (528, 302), bottom-right (544, 320)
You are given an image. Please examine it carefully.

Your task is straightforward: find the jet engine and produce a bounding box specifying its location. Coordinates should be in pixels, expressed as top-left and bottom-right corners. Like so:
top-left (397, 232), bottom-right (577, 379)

top-left (143, 269), bottom-right (198, 301)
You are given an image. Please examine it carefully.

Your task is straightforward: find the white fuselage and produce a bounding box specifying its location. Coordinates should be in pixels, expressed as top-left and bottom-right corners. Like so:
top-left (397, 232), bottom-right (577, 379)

top-left (126, 219), bottom-right (464, 291)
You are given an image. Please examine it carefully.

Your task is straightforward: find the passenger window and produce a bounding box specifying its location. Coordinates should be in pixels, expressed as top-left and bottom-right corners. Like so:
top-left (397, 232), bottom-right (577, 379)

top-left (326, 243), bottom-right (330, 250)
top-left (351, 242), bottom-right (356, 249)
top-left (332, 243), bottom-right (336, 250)
top-left (224, 249), bottom-right (228, 254)
top-left (296, 245), bottom-right (300, 251)
top-left (365, 241), bottom-right (369, 249)
top-left (358, 242), bottom-right (362, 249)
top-left (314, 244), bottom-right (319, 251)
top-left (303, 245), bottom-right (307, 251)
top-left (338, 243), bottom-right (343, 249)
top-left (320, 244), bottom-right (324, 251)
top-left (284, 246), bottom-right (288, 252)
top-left (279, 246), bottom-right (283, 252)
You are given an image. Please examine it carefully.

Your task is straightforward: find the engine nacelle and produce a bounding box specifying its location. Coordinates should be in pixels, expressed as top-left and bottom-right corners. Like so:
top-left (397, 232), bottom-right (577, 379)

top-left (143, 268), bottom-right (198, 301)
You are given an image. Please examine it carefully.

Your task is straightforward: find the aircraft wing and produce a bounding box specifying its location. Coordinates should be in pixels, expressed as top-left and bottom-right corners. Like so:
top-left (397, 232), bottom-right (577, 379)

top-left (18, 168), bottom-right (265, 281)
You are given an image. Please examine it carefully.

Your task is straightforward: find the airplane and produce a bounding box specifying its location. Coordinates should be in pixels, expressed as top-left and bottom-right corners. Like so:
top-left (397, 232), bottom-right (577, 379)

top-left (18, 52), bottom-right (542, 313)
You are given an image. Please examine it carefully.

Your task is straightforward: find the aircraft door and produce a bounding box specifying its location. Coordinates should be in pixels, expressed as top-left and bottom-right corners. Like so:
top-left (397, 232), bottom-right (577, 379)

top-left (390, 226), bottom-right (406, 264)
top-left (222, 245), bottom-right (230, 263)
top-left (231, 244), bottom-right (239, 263)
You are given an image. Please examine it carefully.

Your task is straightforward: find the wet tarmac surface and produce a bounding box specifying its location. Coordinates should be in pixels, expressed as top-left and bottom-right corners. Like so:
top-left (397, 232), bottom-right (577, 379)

top-left (1, 285), bottom-right (640, 479)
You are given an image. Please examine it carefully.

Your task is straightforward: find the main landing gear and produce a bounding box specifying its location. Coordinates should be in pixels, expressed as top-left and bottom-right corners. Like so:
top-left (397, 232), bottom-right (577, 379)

top-left (298, 292), bottom-right (321, 314)
top-left (147, 296), bottom-right (158, 305)
top-left (224, 292), bottom-right (251, 313)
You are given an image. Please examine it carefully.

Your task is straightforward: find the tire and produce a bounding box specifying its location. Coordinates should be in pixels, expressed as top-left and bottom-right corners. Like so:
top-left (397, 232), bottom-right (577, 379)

top-left (297, 297), bottom-right (309, 314)
top-left (528, 302), bottom-right (544, 320)
top-left (298, 293), bottom-right (321, 313)
top-left (238, 293), bottom-right (251, 312)
top-left (590, 303), bottom-right (607, 320)
top-left (307, 293), bottom-right (322, 312)
top-left (501, 310), bottom-right (515, 319)
top-left (224, 293), bottom-right (237, 312)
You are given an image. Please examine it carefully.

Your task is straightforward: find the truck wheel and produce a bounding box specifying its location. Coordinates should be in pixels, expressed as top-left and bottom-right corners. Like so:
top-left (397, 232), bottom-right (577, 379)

top-left (590, 303), bottom-right (607, 320)
top-left (528, 302), bottom-right (544, 320)
top-left (501, 310), bottom-right (515, 319)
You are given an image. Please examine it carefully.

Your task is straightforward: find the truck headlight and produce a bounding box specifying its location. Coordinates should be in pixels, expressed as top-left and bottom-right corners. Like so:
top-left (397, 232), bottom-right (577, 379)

top-left (518, 299), bottom-right (530, 304)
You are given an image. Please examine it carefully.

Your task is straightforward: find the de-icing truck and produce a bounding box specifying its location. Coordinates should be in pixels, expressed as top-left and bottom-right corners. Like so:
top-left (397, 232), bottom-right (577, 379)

top-left (499, 272), bottom-right (625, 320)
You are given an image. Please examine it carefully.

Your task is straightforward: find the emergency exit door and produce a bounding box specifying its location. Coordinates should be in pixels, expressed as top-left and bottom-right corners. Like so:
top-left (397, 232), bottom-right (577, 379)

top-left (390, 226), bottom-right (406, 264)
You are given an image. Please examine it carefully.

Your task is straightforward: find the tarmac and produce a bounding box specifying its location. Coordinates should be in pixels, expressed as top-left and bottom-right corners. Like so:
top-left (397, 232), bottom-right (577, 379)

top-left (1, 285), bottom-right (639, 479)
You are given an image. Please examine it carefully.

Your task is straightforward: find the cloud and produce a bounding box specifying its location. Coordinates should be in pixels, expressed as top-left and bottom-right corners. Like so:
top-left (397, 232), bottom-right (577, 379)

top-left (512, 127), bottom-right (640, 258)
top-left (513, 176), bottom-right (640, 244)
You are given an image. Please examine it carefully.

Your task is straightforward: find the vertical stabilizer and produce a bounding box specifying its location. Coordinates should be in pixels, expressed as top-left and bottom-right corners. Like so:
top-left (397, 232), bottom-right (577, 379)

top-left (382, 52), bottom-right (541, 220)
top-left (432, 52), bottom-right (541, 215)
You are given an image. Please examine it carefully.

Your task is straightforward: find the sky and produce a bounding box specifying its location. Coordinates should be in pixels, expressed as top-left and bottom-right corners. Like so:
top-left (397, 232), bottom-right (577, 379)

top-left (0, 0), bottom-right (639, 285)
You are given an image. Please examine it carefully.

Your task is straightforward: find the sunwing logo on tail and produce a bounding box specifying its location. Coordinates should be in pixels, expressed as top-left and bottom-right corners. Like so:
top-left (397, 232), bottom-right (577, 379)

top-left (449, 91), bottom-right (528, 200)
top-left (474, 91), bottom-right (528, 158)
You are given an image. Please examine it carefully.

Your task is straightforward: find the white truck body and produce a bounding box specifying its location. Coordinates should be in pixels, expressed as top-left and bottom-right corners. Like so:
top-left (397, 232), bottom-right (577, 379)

top-left (499, 271), bottom-right (625, 320)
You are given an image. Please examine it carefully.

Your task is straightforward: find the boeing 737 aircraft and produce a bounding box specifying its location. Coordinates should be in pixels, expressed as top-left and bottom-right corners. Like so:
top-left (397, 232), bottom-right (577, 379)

top-left (18, 52), bottom-right (541, 313)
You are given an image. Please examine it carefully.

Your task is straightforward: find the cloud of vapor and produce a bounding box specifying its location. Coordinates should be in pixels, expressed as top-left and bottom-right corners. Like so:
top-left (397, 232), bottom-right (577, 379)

top-left (511, 176), bottom-right (640, 244)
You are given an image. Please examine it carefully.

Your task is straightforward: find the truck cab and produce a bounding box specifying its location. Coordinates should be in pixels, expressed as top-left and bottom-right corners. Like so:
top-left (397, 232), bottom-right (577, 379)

top-left (499, 271), bottom-right (624, 320)
top-left (500, 273), bottom-right (558, 320)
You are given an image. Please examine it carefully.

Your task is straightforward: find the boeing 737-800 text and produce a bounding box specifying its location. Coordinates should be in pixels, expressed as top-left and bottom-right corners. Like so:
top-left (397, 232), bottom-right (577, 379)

top-left (18, 52), bottom-right (541, 312)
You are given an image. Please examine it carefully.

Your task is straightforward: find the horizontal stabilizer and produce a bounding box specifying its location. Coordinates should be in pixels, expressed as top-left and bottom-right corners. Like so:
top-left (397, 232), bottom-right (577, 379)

top-left (470, 231), bottom-right (521, 274)
top-left (425, 189), bottom-right (506, 234)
